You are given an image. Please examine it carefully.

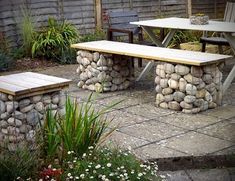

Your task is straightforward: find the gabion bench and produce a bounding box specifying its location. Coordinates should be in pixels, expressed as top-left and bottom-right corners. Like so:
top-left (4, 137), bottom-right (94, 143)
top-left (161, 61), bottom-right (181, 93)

top-left (0, 72), bottom-right (71, 151)
top-left (71, 40), bottom-right (232, 113)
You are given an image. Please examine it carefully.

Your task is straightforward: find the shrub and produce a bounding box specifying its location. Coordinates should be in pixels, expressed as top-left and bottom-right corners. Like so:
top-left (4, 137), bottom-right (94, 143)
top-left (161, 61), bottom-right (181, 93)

top-left (39, 94), bottom-right (117, 162)
top-left (32, 17), bottom-right (79, 64)
top-left (0, 51), bottom-right (14, 71)
top-left (0, 147), bottom-right (39, 180)
top-left (61, 147), bottom-right (161, 180)
top-left (79, 28), bottom-right (106, 42)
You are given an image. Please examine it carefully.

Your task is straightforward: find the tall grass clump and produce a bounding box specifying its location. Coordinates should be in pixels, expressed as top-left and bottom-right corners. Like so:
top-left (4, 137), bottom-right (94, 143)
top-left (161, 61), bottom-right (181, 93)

top-left (20, 6), bottom-right (36, 57)
top-left (32, 17), bottom-right (79, 63)
top-left (40, 94), bottom-right (117, 162)
top-left (0, 147), bottom-right (39, 180)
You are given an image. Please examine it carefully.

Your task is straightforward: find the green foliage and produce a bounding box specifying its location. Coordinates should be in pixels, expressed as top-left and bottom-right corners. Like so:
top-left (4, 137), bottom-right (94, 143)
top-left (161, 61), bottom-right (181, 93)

top-left (0, 147), bottom-right (39, 180)
top-left (39, 94), bottom-right (117, 162)
top-left (32, 17), bottom-right (79, 63)
top-left (10, 47), bottom-right (25, 60)
top-left (62, 147), bottom-right (161, 180)
top-left (168, 30), bottom-right (202, 48)
top-left (79, 28), bottom-right (106, 42)
top-left (20, 7), bottom-right (35, 57)
top-left (0, 51), bottom-right (14, 71)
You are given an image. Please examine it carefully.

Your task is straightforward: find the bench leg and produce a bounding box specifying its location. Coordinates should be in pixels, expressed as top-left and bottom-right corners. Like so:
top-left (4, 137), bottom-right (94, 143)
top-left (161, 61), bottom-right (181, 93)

top-left (223, 63), bottom-right (235, 94)
top-left (136, 61), bottom-right (155, 81)
top-left (202, 43), bottom-right (206, 52)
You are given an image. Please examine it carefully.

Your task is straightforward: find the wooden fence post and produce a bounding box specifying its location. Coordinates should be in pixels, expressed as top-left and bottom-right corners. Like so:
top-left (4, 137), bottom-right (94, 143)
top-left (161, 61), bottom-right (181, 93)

top-left (95, 0), bottom-right (102, 29)
top-left (187, 0), bottom-right (192, 17)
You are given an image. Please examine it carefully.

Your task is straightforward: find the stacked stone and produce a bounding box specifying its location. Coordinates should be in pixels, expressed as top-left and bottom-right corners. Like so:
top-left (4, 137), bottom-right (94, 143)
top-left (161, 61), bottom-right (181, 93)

top-left (76, 50), bottom-right (134, 92)
top-left (155, 62), bottom-right (223, 113)
top-left (0, 91), bottom-right (65, 151)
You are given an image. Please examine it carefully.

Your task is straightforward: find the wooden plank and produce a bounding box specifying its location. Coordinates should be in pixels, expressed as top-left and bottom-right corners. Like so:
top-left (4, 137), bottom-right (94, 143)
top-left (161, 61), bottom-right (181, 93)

top-left (71, 40), bottom-right (232, 66)
top-left (95, 0), bottom-right (102, 29)
top-left (0, 72), bottom-right (71, 96)
top-left (131, 17), bottom-right (235, 33)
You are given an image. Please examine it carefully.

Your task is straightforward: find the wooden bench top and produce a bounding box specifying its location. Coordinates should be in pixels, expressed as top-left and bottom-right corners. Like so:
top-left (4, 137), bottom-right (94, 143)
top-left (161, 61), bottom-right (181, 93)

top-left (0, 72), bottom-right (71, 98)
top-left (71, 40), bottom-right (232, 66)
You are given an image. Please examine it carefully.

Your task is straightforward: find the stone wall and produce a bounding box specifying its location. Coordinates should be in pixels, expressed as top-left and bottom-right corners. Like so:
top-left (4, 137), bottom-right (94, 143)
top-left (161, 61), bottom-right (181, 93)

top-left (0, 91), bottom-right (65, 151)
top-left (76, 50), bottom-right (134, 92)
top-left (155, 62), bottom-right (223, 113)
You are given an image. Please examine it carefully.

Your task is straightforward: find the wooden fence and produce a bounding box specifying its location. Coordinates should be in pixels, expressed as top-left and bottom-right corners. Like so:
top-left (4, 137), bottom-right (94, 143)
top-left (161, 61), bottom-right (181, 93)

top-left (0, 0), bottom-right (227, 48)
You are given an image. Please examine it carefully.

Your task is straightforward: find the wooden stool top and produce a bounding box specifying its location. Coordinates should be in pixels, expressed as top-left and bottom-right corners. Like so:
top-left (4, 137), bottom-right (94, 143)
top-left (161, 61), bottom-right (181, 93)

top-left (0, 72), bottom-right (71, 99)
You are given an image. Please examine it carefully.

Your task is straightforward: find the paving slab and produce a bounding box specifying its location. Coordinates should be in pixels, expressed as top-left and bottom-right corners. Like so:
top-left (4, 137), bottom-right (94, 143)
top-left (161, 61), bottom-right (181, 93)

top-left (197, 119), bottom-right (235, 143)
top-left (105, 110), bottom-right (150, 128)
top-left (105, 130), bottom-right (149, 150)
top-left (212, 145), bottom-right (235, 156)
top-left (134, 143), bottom-right (188, 160)
top-left (158, 113), bottom-right (222, 131)
top-left (124, 103), bottom-right (174, 119)
top-left (119, 120), bottom-right (187, 142)
top-left (164, 131), bottom-right (234, 156)
top-left (158, 170), bottom-right (191, 181)
top-left (94, 94), bottom-right (145, 110)
top-left (202, 105), bottom-right (235, 119)
top-left (187, 168), bottom-right (230, 181)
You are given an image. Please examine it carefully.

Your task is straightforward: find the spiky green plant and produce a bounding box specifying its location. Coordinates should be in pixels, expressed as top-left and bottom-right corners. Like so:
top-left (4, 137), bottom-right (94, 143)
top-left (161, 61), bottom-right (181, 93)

top-left (39, 94), bottom-right (119, 162)
top-left (20, 6), bottom-right (35, 57)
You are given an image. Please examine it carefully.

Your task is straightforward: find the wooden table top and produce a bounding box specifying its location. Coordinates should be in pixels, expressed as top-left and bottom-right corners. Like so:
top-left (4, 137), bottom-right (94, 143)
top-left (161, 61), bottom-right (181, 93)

top-left (0, 72), bottom-right (71, 97)
top-left (130, 17), bottom-right (235, 33)
top-left (71, 40), bottom-right (232, 66)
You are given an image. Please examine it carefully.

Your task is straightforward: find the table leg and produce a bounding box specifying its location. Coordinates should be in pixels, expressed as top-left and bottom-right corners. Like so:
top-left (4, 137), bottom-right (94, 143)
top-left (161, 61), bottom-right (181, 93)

top-left (222, 33), bottom-right (235, 93)
top-left (136, 28), bottom-right (176, 81)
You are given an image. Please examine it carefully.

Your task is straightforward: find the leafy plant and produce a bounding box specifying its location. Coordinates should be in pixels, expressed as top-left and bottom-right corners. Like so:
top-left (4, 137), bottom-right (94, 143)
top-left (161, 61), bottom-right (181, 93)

top-left (32, 17), bottom-right (79, 63)
top-left (0, 146), bottom-right (39, 180)
top-left (0, 51), bottom-right (14, 71)
top-left (168, 30), bottom-right (201, 48)
top-left (79, 28), bottom-right (106, 42)
top-left (39, 94), bottom-right (118, 162)
top-left (62, 147), bottom-right (161, 180)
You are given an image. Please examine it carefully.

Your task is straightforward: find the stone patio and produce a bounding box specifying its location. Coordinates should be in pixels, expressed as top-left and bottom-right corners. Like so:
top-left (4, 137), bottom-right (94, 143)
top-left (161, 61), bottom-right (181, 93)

top-left (2, 60), bottom-right (235, 179)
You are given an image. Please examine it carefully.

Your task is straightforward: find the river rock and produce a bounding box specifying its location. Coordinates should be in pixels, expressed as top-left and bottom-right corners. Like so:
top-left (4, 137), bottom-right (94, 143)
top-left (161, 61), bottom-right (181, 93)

top-left (168, 79), bottom-right (178, 89)
top-left (162, 88), bottom-right (173, 95)
top-left (160, 79), bottom-right (168, 88)
top-left (12, 111), bottom-right (26, 120)
top-left (173, 92), bottom-right (185, 102)
top-left (186, 84), bottom-right (197, 95)
top-left (81, 57), bottom-right (90, 66)
top-left (164, 63), bottom-right (175, 74)
top-left (205, 91), bottom-right (213, 102)
top-left (21, 104), bottom-right (34, 113)
top-left (93, 52), bottom-right (100, 62)
top-left (180, 101), bottom-right (193, 109)
top-left (27, 110), bottom-right (40, 126)
top-left (184, 74), bottom-right (201, 84)
top-left (191, 66), bottom-right (203, 78)
top-left (171, 73), bottom-right (181, 80)
top-left (155, 85), bottom-right (162, 93)
top-left (196, 89), bottom-right (206, 99)
top-left (0, 100), bottom-right (6, 114)
top-left (182, 108), bottom-right (200, 114)
top-left (7, 117), bottom-right (22, 127)
top-left (179, 78), bottom-right (187, 92)
top-left (184, 95), bottom-right (196, 103)
top-left (168, 101), bottom-right (181, 111)
top-left (6, 101), bottom-right (19, 113)
top-left (175, 65), bottom-right (190, 75)
top-left (156, 93), bottom-right (164, 105)
top-left (164, 94), bottom-right (173, 102)
top-left (112, 78), bottom-right (123, 85)
top-left (202, 74), bottom-right (213, 84)
top-left (0, 93), bottom-right (8, 101)
top-left (32, 95), bottom-right (42, 103)
top-left (159, 102), bottom-right (168, 109)
top-left (97, 55), bottom-right (107, 66)
top-left (155, 76), bottom-right (161, 84)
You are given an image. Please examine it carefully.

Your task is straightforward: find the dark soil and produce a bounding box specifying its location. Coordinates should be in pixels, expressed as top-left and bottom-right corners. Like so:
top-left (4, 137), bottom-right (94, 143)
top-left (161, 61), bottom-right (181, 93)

top-left (9, 57), bottom-right (59, 71)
